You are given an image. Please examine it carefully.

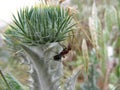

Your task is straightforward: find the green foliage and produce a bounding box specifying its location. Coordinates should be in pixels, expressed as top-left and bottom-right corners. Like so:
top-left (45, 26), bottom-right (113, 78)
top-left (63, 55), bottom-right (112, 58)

top-left (4, 28), bottom-right (22, 52)
top-left (5, 73), bottom-right (26, 90)
top-left (0, 76), bottom-right (7, 90)
top-left (115, 77), bottom-right (120, 90)
top-left (0, 71), bottom-right (28, 90)
top-left (105, 6), bottom-right (117, 32)
top-left (80, 65), bottom-right (100, 90)
top-left (116, 65), bottom-right (120, 77)
top-left (7, 4), bottom-right (75, 45)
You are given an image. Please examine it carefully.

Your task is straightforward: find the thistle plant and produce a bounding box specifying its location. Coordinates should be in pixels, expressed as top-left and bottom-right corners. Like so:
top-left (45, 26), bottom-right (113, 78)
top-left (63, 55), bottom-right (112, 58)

top-left (9, 4), bottom-right (75, 45)
top-left (5, 2), bottom-right (76, 90)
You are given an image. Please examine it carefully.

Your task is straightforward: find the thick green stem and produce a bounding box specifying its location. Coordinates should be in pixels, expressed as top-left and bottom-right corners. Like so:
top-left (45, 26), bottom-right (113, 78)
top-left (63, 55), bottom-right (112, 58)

top-left (21, 43), bottom-right (63, 90)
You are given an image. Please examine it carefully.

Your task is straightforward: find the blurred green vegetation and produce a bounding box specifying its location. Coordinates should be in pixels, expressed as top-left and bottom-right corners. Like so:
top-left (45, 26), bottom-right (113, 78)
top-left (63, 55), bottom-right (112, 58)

top-left (0, 46), bottom-right (29, 89)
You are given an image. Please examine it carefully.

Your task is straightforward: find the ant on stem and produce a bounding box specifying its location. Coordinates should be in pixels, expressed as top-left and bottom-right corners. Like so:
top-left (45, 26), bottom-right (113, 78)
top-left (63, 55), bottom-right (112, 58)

top-left (53, 43), bottom-right (71, 61)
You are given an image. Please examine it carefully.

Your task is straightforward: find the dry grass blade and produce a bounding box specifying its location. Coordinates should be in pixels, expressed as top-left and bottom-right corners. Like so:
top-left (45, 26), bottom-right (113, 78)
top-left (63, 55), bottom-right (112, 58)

top-left (82, 39), bottom-right (89, 73)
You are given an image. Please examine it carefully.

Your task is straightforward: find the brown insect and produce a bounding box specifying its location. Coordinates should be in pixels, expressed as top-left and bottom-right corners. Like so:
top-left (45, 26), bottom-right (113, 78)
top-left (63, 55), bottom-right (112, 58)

top-left (53, 44), bottom-right (71, 61)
